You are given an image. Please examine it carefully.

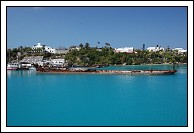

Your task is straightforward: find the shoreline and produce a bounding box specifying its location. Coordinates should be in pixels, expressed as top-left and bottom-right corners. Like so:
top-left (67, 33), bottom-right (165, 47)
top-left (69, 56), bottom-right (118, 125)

top-left (71, 63), bottom-right (187, 69)
top-left (111, 63), bottom-right (187, 67)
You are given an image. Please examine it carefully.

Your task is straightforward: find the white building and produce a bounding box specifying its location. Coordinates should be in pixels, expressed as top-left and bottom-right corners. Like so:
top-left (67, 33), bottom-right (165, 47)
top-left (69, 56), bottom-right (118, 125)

top-left (115, 47), bottom-right (134, 53)
top-left (172, 48), bottom-right (187, 54)
top-left (32, 43), bottom-right (43, 49)
top-left (44, 46), bottom-right (56, 53)
top-left (51, 59), bottom-right (65, 67)
top-left (32, 43), bottom-right (56, 53)
top-left (147, 47), bottom-right (164, 52)
top-left (69, 46), bottom-right (81, 51)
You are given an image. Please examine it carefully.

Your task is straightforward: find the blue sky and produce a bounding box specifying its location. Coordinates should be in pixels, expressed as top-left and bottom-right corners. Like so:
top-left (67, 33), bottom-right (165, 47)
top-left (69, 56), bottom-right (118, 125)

top-left (7, 7), bottom-right (187, 49)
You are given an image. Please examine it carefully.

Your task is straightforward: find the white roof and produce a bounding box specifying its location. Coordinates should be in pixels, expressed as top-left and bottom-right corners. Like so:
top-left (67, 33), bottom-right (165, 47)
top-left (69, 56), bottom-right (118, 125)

top-left (173, 48), bottom-right (184, 50)
top-left (20, 56), bottom-right (43, 63)
top-left (51, 59), bottom-right (64, 61)
top-left (147, 47), bottom-right (155, 48)
top-left (115, 47), bottom-right (133, 49)
top-left (179, 50), bottom-right (187, 52)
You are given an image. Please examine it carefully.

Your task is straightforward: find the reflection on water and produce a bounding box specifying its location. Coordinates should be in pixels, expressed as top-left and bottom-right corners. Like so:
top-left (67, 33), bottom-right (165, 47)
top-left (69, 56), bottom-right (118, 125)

top-left (7, 70), bottom-right (37, 78)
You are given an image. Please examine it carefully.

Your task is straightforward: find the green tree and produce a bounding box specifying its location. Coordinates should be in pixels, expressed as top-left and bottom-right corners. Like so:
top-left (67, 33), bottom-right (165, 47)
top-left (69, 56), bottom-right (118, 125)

top-left (79, 43), bottom-right (83, 49)
top-left (85, 43), bottom-right (90, 49)
top-left (105, 42), bottom-right (110, 47)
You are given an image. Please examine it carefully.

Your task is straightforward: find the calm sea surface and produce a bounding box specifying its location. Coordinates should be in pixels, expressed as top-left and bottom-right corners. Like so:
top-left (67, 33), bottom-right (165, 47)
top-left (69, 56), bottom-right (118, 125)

top-left (7, 64), bottom-right (187, 126)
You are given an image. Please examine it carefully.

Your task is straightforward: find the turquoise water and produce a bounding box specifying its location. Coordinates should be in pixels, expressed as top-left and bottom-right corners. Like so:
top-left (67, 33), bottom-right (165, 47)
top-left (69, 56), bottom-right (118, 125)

top-left (7, 64), bottom-right (187, 126)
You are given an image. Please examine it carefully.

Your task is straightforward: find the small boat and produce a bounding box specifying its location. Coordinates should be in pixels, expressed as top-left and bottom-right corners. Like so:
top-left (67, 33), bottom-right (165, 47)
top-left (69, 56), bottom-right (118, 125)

top-left (7, 63), bottom-right (19, 70)
top-left (17, 63), bottom-right (36, 70)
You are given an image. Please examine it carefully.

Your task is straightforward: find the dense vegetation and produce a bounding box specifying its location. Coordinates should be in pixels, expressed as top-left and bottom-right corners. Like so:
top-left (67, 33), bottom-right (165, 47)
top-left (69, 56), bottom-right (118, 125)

top-left (65, 45), bottom-right (187, 66)
top-left (7, 44), bottom-right (187, 67)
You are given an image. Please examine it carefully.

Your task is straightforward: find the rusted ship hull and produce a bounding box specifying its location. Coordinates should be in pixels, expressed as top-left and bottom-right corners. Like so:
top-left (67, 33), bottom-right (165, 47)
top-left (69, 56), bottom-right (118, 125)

top-left (36, 67), bottom-right (177, 75)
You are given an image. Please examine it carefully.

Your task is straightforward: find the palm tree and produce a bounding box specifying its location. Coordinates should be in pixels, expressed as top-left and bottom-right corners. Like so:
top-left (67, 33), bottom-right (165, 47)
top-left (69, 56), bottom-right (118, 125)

top-left (105, 43), bottom-right (110, 47)
top-left (96, 41), bottom-right (100, 48)
top-left (167, 46), bottom-right (170, 51)
top-left (79, 43), bottom-right (83, 49)
top-left (85, 43), bottom-right (90, 49)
